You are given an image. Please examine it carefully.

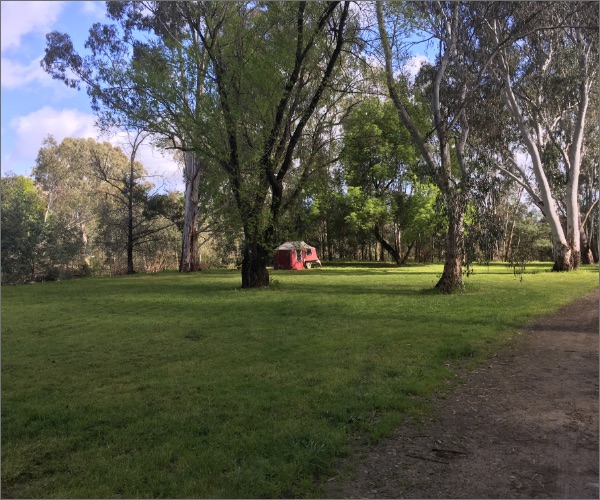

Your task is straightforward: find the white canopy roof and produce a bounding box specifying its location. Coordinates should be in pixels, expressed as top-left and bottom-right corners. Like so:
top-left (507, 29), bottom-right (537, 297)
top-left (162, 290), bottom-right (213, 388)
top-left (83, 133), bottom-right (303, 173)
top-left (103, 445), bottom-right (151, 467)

top-left (275, 241), bottom-right (315, 251)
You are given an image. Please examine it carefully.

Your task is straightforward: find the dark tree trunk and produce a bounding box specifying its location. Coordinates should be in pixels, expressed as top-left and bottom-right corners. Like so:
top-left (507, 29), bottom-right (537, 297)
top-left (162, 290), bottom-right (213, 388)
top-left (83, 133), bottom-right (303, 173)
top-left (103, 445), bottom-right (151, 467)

top-left (241, 241), bottom-right (270, 289)
top-left (400, 242), bottom-right (414, 265)
top-left (435, 205), bottom-right (464, 293)
top-left (591, 220), bottom-right (599, 263)
top-left (373, 225), bottom-right (402, 265)
top-left (570, 243), bottom-right (582, 269)
top-left (126, 244), bottom-right (135, 274)
top-left (126, 181), bottom-right (136, 275)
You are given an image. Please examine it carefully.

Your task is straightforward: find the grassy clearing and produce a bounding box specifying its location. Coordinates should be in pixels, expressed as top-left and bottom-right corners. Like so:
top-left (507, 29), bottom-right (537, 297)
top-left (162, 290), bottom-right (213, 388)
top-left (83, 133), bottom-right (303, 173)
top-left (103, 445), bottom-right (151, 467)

top-left (2, 262), bottom-right (597, 498)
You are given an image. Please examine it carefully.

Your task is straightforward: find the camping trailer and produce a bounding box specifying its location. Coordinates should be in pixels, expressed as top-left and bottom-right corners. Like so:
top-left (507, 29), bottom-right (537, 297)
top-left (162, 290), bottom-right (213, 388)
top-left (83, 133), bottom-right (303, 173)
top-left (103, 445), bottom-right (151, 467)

top-left (273, 241), bottom-right (322, 270)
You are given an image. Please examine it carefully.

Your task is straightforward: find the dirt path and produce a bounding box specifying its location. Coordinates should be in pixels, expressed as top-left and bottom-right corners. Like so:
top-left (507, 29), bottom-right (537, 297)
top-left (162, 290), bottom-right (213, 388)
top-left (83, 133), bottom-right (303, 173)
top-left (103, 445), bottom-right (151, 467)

top-left (325, 290), bottom-right (599, 499)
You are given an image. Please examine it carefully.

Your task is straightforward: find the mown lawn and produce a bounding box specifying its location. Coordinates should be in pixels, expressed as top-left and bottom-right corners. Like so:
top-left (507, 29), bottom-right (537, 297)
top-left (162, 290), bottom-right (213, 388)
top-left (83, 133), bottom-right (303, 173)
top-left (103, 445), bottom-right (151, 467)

top-left (2, 262), bottom-right (598, 498)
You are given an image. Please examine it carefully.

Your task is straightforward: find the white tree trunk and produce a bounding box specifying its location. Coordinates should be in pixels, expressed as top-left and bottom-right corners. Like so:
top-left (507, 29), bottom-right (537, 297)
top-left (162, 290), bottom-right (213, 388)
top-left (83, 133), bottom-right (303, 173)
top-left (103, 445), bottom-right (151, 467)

top-left (564, 49), bottom-right (592, 269)
top-left (494, 34), bottom-right (572, 269)
top-left (492, 20), bottom-right (592, 271)
top-left (180, 151), bottom-right (202, 272)
top-left (503, 82), bottom-right (572, 268)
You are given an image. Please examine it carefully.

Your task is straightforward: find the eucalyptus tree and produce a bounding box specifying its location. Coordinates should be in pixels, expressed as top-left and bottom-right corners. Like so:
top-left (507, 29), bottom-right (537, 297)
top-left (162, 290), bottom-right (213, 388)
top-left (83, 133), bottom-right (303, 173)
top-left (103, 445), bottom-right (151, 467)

top-left (485, 1), bottom-right (598, 270)
top-left (578, 114), bottom-right (599, 264)
top-left (42, 1), bottom-right (220, 272)
top-left (376, 1), bottom-right (519, 292)
top-left (580, 77), bottom-right (599, 264)
top-left (33, 136), bottom-right (107, 271)
top-left (189, 1), bottom-right (354, 287)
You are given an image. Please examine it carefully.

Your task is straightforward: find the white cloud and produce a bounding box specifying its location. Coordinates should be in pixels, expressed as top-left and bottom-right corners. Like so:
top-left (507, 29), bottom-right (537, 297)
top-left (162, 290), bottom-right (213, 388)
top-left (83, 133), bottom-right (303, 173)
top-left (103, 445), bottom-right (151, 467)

top-left (402, 55), bottom-right (430, 82)
top-left (4, 106), bottom-right (97, 174)
top-left (140, 146), bottom-right (183, 192)
top-left (80, 1), bottom-right (106, 18)
top-left (0, 55), bottom-right (53, 89)
top-left (11, 105), bottom-right (96, 140)
top-left (107, 131), bottom-right (184, 192)
top-left (4, 107), bottom-right (183, 190)
top-left (0, 1), bottom-right (64, 53)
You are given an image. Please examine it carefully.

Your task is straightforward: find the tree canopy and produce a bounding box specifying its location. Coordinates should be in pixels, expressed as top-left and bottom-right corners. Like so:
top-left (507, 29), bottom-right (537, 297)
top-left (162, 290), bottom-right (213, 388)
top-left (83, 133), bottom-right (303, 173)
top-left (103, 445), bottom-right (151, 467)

top-left (29, 0), bottom-right (599, 288)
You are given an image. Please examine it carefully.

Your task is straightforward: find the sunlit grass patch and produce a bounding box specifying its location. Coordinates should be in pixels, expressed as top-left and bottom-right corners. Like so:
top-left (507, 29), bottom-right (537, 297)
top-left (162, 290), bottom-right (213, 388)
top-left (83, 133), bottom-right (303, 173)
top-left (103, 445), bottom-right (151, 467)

top-left (2, 262), bottom-right (597, 497)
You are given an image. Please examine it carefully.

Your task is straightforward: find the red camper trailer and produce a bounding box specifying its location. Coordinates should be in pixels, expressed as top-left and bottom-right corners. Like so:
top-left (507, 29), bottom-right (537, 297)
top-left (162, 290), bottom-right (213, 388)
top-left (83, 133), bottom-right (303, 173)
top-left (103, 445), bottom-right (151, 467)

top-left (273, 241), bottom-right (322, 270)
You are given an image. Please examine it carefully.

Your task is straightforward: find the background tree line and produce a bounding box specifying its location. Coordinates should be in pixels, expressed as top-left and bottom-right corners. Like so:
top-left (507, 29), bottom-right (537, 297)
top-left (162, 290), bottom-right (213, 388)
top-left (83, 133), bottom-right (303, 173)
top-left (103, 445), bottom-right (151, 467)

top-left (2, 135), bottom-right (182, 283)
top-left (2, 1), bottom-right (597, 289)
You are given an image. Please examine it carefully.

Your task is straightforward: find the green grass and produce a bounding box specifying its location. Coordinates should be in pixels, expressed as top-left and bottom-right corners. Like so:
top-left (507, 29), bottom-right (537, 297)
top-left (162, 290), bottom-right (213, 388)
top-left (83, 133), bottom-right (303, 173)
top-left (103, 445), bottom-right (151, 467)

top-left (2, 262), bottom-right (598, 498)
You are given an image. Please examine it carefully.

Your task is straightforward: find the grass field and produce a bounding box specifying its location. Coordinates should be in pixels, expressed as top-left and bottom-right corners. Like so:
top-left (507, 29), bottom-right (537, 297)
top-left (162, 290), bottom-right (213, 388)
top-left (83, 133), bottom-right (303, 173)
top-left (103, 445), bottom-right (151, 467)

top-left (2, 262), bottom-right (598, 498)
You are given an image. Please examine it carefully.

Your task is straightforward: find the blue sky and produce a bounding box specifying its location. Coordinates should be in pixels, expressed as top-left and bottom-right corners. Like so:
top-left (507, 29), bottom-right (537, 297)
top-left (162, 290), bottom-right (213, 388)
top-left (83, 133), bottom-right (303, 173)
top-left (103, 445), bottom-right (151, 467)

top-left (1, 1), bottom-right (182, 188)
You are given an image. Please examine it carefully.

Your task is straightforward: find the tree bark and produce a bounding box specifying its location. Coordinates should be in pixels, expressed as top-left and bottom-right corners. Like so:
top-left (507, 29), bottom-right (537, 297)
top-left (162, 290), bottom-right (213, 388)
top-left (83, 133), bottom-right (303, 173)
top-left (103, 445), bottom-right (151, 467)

top-left (580, 227), bottom-right (594, 265)
top-left (552, 242), bottom-right (573, 272)
top-left (126, 177), bottom-right (135, 274)
top-left (592, 220), bottom-right (599, 264)
top-left (400, 242), bottom-right (414, 265)
top-left (180, 152), bottom-right (202, 273)
top-left (80, 222), bottom-right (92, 275)
top-left (436, 200), bottom-right (465, 292)
top-left (241, 241), bottom-right (270, 289)
top-left (372, 224), bottom-right (402, 265)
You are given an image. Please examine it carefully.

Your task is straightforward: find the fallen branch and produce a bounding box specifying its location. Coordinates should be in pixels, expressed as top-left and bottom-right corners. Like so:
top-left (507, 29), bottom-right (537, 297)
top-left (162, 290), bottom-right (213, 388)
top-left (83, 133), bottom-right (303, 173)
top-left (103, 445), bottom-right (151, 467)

top-left (405, 453), bottom-right (449, 464)
top-left (432, 448), bottom-right (466, 455)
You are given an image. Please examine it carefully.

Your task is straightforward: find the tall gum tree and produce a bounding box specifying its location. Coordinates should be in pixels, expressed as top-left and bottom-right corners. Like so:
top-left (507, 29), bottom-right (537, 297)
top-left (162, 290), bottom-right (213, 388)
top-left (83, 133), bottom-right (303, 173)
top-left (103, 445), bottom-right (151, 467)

top-left (578, 103), bottom-right (599, 264)
top-left (42, 1), bottom-right (217, 272)
top-left (33, 136), bottom-right (103, 268)
top-left (486, 2), bottom-right (598, 271)
top-left (193, 1), bottom-right (353, 287)
top-left (376, 1), bottom-right (513, 292)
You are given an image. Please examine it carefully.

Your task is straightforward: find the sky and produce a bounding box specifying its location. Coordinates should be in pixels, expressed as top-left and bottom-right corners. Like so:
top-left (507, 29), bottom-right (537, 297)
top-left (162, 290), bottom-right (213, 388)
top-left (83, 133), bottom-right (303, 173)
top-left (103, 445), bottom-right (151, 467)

top-left (1, 1), bottom-right (431, 193)
top-left (0, 1), bottom-right (182, 190)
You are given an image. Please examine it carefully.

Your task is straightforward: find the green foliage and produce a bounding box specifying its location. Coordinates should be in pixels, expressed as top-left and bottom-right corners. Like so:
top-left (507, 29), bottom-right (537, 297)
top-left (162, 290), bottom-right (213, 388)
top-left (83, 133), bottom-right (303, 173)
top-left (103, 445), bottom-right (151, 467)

top-left (510, 211), bottom-right (554, 263)
top-left (1, 175), bottom-right (83, 283)
top-left (344, 186), bottom-right (387, 231)
top-left (462, 172), bottom-right (510, 266)
top-left (38, 215), bottom-right (87, 280)
top-left (396, 183), bottom-right (441, 247)
top-left (342, 98), bottom-right (417, 190)
top-left (339, 97), bottom-right (439, 263)
top-left (144, 192), bottom-right (185, 232)
top-left (1, 175), bottom-right (47, 282)
top-left (2, 265), bottom-right (597, 497)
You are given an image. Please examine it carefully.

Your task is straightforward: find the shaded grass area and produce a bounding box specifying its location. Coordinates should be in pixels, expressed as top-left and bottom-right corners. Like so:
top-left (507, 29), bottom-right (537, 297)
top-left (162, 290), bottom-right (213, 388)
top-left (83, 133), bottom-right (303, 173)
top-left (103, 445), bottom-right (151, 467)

top-left (2, 262), bottom-right (598, 498)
